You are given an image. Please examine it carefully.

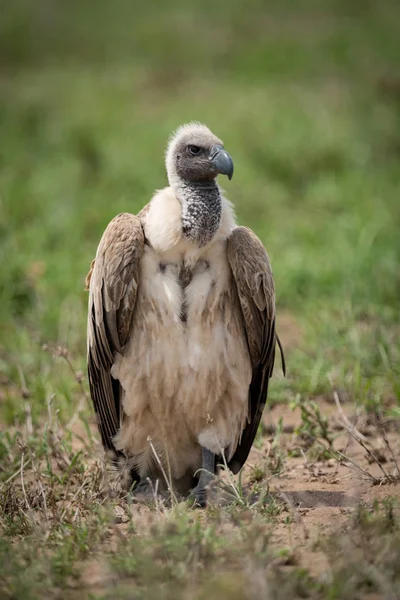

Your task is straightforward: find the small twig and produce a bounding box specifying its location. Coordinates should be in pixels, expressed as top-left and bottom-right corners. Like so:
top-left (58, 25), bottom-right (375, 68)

top-left (332, 389), bottom-right (389, 479)
top-left (20, 453), bottom-right (31, 513)
top-left (147, 478), bottom-right (162, 514)
top-left (0, 457), bottom-right (32, 489)
top-left (147, 437), bottom-right (178, 505)
top-left (72, 507), bottom-right (80, 523)
top-left (36, 476), bottom-right (49, 525)
top-left (333, 390), bottom-right (368, 442)
top-left (58, 477), bottom-right (74, 524)
top-left (336, 449), bottom-right (379, 483)
top-left (29, 447), bottom-right (49, 526)
top-left (312, 439), bottom-right (379, 483)
top-left (343, 426), bottom-right (388, 479)
top-left (161, 429), bottom-right (174, 502)
top-left (71, 476), bottom-right (90, 502)
top-left (335, 427), bottom-right (352, 477)
top-left (377, 417), bottom-right (400, 477)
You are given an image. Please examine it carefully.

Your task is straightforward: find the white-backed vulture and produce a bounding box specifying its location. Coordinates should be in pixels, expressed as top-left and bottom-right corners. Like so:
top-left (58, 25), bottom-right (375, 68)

top-left (86, 123), bottom-right (285, 506)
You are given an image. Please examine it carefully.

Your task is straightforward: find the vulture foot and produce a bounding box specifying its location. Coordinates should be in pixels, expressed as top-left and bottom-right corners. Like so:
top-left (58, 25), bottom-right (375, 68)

top-left (189, 448), bottom-right (216, 508)
top-left (190, 484), bottom-right (207, 508)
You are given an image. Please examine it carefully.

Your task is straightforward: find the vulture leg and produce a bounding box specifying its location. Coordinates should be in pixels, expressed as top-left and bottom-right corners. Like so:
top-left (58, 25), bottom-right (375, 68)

top-left (190, 448), bottom-right (216, 507)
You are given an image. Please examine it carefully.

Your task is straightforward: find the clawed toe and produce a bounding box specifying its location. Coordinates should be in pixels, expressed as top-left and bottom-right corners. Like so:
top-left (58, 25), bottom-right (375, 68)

top-left (189, 485), bottom-right (207, 508)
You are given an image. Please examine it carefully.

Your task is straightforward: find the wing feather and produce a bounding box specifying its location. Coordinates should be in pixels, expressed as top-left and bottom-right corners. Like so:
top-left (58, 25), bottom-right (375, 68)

top-left (87, 212), bottom-right (144, 456)
top-left (226, 226), bottom-right (284, 474)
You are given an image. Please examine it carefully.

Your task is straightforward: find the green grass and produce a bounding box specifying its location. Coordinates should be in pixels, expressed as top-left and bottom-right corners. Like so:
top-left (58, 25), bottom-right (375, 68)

top-left (1, 0), bottom-right (400, 598)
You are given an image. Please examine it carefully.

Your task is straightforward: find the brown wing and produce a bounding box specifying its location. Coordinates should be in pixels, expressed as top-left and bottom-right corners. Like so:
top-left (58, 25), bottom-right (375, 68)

top-left (226, 226), bottom-right (284, 474)
top-left (86, 212), bottom-right (144, 458)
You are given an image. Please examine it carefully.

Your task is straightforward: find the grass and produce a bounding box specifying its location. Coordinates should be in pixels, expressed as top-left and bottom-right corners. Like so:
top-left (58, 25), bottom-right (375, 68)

top-left (1, 0), bottom-right (400, 598)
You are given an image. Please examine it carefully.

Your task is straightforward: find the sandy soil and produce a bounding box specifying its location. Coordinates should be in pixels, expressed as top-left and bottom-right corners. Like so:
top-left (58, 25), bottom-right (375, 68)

top-left (259, 401), bottom-right (400, 577)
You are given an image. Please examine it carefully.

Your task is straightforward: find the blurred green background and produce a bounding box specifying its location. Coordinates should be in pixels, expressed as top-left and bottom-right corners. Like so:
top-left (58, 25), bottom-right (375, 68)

top-left (0, 0), bottom-right (399, 426)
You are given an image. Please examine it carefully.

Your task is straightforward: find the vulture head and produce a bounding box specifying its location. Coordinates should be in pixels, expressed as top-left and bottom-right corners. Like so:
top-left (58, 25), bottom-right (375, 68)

top-left (165, 122), bottom-right (234, 187)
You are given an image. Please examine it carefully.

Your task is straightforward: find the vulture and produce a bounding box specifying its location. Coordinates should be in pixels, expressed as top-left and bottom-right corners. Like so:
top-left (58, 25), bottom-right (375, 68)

top-left (86, 123), bottom-right (284, 506)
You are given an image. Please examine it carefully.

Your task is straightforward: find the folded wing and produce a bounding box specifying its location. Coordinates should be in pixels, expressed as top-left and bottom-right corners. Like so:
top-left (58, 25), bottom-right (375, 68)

top-left (86, 213), bottom-right (144, 456)
top-left (227, 226), bottom-right (283, 473)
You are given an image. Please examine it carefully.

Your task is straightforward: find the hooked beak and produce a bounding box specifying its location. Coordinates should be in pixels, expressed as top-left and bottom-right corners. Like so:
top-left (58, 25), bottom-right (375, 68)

top-left (209, 144), bottom-right (234, 180)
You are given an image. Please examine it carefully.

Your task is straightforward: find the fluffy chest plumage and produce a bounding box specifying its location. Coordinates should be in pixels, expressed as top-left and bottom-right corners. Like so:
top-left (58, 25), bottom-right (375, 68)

top-left (139, 240), bottom-right (228, 328)
top-left (115, 237), bottom-right (251, 449)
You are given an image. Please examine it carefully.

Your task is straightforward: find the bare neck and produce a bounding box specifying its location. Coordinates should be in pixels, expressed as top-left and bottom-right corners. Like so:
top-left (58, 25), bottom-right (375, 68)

top-left (176, 179), bottom-right (222, 247)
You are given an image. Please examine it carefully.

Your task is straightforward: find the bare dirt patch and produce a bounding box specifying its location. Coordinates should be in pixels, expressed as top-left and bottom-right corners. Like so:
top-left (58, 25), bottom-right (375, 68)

top-left (250, 399), bottom-right (400, 577)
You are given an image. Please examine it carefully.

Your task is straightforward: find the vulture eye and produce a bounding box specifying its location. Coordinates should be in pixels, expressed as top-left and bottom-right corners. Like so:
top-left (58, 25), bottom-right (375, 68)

top-left (188, 145), bottom-right (201, 156)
